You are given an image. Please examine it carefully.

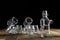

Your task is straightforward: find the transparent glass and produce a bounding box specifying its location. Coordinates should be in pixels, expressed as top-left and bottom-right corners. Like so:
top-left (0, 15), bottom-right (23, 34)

top-left (23, 17), bottom-right (34, 35)
top-left (7, 17), bottom-right (18, 26)
top-left (40, 10), bottom-right (50, 37)
top-left (6, 17), bottom-right (19, 34)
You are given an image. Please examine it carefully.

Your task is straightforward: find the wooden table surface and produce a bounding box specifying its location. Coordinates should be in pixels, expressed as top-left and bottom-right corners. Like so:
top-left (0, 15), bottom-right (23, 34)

top-left (0, 29), bottom-right (60, 40)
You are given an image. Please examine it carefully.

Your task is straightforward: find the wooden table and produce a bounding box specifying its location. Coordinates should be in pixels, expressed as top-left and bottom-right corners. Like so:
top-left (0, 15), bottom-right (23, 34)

top-left (0, 29), bottom-right (60, 40)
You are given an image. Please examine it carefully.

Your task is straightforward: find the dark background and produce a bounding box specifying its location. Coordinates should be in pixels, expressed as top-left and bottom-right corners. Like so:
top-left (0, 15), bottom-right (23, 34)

top-left (0, 0), bottom-right (60, 29)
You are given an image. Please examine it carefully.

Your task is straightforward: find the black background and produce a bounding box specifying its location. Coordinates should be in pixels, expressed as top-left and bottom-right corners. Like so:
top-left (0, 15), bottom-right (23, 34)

top-left (0, 0), bottom-right (60, 29)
